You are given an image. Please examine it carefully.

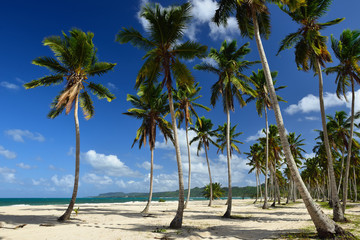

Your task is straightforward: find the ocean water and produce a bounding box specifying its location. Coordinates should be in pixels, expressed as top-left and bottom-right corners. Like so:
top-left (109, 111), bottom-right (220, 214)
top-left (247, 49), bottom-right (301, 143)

top-left (0, 197), bottom-right (248, 206)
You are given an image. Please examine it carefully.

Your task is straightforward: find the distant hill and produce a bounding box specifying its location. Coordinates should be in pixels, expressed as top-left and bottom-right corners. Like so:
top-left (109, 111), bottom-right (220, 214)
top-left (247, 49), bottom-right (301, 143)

top-left (95, 185), bottom-right (259, 198)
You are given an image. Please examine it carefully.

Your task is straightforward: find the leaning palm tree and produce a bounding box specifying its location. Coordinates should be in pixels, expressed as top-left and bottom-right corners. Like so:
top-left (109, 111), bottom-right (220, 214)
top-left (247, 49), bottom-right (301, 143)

top-left (214, 0), bottom-right (351, 237)
top-left (173, 83), bottom-right (210, 209)
top-left (246, 69), bottom-right (286, 208)
top-left (124, 83), bottom-right (173, 214)
top-left (194, 39), bottom-right (257, 218)
top-left (277, 0), bottom-right (345, 222)
top-left (189, 116), bottom-right (219, 206)
top-left (116, 2), bottom-right (207, 228)
top-left (24, 29), bottom-right (116, 221)
top-left (325, 29), bottom-right (360, 213)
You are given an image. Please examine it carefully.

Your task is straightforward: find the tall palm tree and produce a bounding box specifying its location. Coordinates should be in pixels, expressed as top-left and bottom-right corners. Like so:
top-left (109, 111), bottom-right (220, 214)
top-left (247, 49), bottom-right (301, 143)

top-left (245, 143), bottom-right (265, 204)
top-left (277, 0), bottom-right (345, 222)
top-left (189, 116), bottom-right (219, 206)
top-left (213, 1), bottom-right (351, 237)
top-left (116, 2), bottom-right (207, 228)
top-left (24, 29), bottom-right (116, 221)
top-left (325, 29), bottom-right (360, 213)
top-left (246, 69), bottom-right (286, 208)
top-left (194, 39), bottom-right (256, 218)
top-left (174, 82), bottom-right (210, 209)
top-left (124, 84), bottom-right (173, 214)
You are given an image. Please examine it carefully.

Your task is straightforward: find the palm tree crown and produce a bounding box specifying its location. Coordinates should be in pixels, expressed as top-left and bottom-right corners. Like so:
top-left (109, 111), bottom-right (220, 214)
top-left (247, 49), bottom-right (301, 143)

top-left (25, 28), bottom-right (116, 118)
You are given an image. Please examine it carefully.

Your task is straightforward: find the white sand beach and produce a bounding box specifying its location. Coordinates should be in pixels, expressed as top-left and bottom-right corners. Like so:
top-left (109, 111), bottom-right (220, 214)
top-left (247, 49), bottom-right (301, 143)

top-left (0, 199), bottom-right (359, 240)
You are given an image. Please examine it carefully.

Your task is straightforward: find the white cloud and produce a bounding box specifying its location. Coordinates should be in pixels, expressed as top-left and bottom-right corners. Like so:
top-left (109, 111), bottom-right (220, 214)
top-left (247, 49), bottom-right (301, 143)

top-left (209, 17), bottom-right (239, 41)
top-left (5, 129), bottom-right (45, 142)
top-left (304, 152), bottom-right (316, 159)
top-left (16, 163), bottom-right (31, 169)
top-left (83, 150), bottom-right (140, 177)
top-left (137, 161), bottom-right (163, 170)
top-left (67, 147), bottom-right (74, 156)
top-left (0, 145), bottom-right (16, 159)
top-left (82, 173), bottom-right (113, 185)
top-left (304, 116), bottom-right (319, 121)
top-left (0, 81), bottom-right (19, 90)
top-left (0, 167), bottom-right (16, 183)
top-left (246, 129), bottom-right (265, 142)
top-left (32, 178), bottom-right (47, 186)
top-left (285, 90), bottom-right (360, 115)
top-left (51, 174), bottom-right (74, 188)
top-left (15, 77), bottom-right (25, 84)
top-left (107, 82), bottom-right (117, 90)
top-left (49, 164), bottom-right (65, 171)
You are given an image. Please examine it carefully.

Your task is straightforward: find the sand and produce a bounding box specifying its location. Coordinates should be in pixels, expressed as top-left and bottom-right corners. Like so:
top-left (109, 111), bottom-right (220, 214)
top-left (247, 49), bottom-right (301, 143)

top-left (0, 199), bottom-right (359, 240)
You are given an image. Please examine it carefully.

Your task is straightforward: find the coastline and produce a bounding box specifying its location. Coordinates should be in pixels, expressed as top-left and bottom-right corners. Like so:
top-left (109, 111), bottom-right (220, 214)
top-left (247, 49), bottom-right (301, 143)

top-left (0, 199), bottom-right (358, 239)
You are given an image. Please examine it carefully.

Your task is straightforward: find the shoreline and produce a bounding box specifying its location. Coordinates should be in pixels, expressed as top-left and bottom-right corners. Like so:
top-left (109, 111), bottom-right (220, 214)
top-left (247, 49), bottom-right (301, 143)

top-left (0, 199), bottom-right (358, 239)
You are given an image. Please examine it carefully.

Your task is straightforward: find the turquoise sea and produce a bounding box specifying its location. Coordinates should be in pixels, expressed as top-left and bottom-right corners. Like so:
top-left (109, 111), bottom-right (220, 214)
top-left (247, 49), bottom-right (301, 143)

top-left (0, 197), bottom-right (249, 206)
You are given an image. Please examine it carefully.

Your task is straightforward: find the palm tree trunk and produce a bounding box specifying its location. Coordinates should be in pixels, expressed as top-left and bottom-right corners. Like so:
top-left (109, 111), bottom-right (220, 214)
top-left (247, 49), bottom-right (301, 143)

top-left (263, 106), bottom-right (269, 209)
top-left (353, 166), bottom-right (357, 202)
top-left (142, 147), bottom-right (154, 214)
top-left (342, 78), bottom-right (355, 213)
top-left (254, 172), bottom-right (259, 204)
top-left (259, 170), bottom-right (263, 202)
top-left (168, 91), bottom-right (185, 229)
top-left (205, 145), bottom-right (213, 207)
top-left (223, 100), bottom-right (232, 218)
top-left (184, 120), bottom-right (192, 209)
top-left (58, 95), bottom-right (80, 222)
top-left (316, 59), bottom-right (345, 222)
top-left (251, 8), bottom-right (350, 238)
top-left (337, 148), bottom-right (345, 195)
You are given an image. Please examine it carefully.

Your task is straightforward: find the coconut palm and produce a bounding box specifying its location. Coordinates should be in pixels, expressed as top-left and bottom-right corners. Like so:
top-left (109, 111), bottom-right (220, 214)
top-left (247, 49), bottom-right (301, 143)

top-left (203, 182), bottom-right (225, 200)
top-left (246, 69), bottom-right (286, 208)
top-left (277, 0), bottom-right (345, 222)
top-left (116, 2), bottom-right (207, 228)
top-left (173, 82), bottom-right (210, 209)
top-left (24, 29), bottom-right (116, 221)
top-left (245, 143), bottom-right (265, 204)
top-left (189, 116), bottom-right (219, 206)
top-left (124, 83), bottom-right (173, 214)
top-left (194, 39), bottom-right (257, 217)
top-left (213, 0), bottom-right (350, 236)
top-left (324, 29), bottom-right (360, 213)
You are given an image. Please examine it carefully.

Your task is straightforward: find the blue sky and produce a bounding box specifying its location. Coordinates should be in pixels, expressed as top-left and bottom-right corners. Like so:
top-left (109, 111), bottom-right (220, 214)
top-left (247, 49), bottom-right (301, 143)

top-left (0, 0), bottom-right (359, 197)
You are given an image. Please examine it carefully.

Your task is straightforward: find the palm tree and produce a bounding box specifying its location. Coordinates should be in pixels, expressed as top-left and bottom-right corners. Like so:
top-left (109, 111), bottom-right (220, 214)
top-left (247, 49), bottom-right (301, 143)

top-left (245, 143), bottom-right (265, 204)
top-left (246, 69), bottom-right (286, 208)
top-left (325, 29), bottom-right (360, 213)
top-left (287, 132), bottom-right (305, 202)
top-left (174, 83), bottom-right (210, 209)
top-left (189, 116), bottom-right (219, 206)
top-left (24, 29), bottom-right (116, 221)
top-left (203, 182), bottom-right (225, 200)
top-left (124, 84), bottom-right (173, 214)
top-left (277, 0), bottom-right (345, 222)
top-left (213, 1), bottom-right (351, 237)
top-left (116, 2), bottom-right (207, 228)
top-left (194, 39), bottom-right (257, 218)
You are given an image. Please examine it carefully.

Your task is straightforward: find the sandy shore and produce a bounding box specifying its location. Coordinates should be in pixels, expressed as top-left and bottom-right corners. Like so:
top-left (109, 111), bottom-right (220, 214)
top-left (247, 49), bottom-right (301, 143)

top-left (0, 199), bottom-right (359, 240)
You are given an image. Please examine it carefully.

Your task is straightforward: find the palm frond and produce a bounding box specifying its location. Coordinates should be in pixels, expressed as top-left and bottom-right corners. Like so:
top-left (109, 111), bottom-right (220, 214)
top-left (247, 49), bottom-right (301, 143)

top-left (79, 91), bottom-right (94, 120)
top-left (24, 75), bottom-right (64, 89)
top-left (87, 82), bottom-right (115, 102)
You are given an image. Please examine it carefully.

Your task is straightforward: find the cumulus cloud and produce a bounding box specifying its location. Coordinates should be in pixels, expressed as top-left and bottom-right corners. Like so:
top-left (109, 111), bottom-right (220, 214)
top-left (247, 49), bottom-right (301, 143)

top-left (0, 145), bottom-right (16, 159)
top-left (137, 161), bottom-right (163, 170)
top-left (51, 175), bottom-right (74, 188)
top-left (82, 173), bottom-right (113, 185)
top-left (83, 150), bottom-right (140, 177)
top-left (0, 167), bottom-right (16, 183)
top-left (285, 90), bottom-right (360, 115)
top-left (5, 129), bottom-right (45, 143)
top-left (304, 116), bottom-right (319, 121)
top-left (0, 81), bottom-right (19, 90)
top-left (246, 129), bottom-right (265, 142)
top-left (209, 17), bottom-right (239, 41)
top-left (304, 152), bottom-right (316, 159)
top-left (16, 163), bottom-right (31, 169)
top-left (32, 178), bottom-right (47, 186)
